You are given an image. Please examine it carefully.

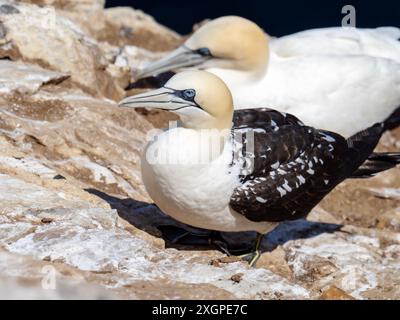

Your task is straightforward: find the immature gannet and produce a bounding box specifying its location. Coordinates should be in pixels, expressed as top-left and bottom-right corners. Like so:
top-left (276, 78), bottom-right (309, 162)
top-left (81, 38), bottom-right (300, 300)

top-left (134, 16), bottom-right (400, 138)
top-left (119, 71), bottom-right (400, 266)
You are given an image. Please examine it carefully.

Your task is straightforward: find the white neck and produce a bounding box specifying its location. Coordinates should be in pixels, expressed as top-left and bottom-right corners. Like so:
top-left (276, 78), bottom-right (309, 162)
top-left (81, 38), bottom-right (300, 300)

top-left (206, 67), bottom-right (265, 86)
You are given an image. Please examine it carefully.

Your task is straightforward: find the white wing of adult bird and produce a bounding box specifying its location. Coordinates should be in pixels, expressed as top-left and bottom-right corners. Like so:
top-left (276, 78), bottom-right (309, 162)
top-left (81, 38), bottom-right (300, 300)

top-left (134, 16), bottom-right (400, 138)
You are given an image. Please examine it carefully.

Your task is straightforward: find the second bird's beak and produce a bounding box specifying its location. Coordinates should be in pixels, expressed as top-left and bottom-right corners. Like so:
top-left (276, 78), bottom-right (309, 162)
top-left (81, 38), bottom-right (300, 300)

top-left (119, 87), bottom-right (195, 111)
top-left (135, 46), bottom-right (210, 80)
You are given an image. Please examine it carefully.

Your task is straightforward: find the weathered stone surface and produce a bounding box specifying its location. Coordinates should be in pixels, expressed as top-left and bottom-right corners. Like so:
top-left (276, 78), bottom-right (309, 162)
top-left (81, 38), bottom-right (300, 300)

top-left (0, 2), bottom-right (399, 300)
top-left (0, 1), bottom-right (123, 100)
top-left (98, 7), bottom-right (182, 51)
top-left (319, 286), bottom-right (355, 300)
top-left (57, 6), bottom-right (182, 52)
top-left (0, 173), bottom-right (309, 299)
top-left (21, 0), bottom-right (105, 12)
top-left (0, 59), bottom-right (69, 95)
top-left (114, 45), bottom-right (166, 76)
top-left (0, 89), bottom-right (152, 201)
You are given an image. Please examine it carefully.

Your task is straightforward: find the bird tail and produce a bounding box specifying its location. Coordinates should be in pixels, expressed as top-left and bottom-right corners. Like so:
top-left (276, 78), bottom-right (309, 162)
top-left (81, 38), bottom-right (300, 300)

top-left (347, 122), bottom-right (400, 178)
top-left (346, 123), bottom-right (385, 175)
top-left (351, 152), bottom-right (400, 178)
top-left (383, 106), bottom-right (400, 131)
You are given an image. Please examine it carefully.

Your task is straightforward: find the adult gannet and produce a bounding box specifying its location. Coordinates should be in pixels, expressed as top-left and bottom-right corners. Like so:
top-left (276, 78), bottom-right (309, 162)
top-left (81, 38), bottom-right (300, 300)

top-left (119, 71), bottom-right (400, 266)
top-left (134, 16), bottom-right (400, 138)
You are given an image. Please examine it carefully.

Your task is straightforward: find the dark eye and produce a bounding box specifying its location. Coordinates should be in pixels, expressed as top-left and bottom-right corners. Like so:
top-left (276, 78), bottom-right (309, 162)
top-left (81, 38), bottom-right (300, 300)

top-left (182, 89), bottom-right (196, 100)
top-left (196, 47), bottom-right (211, 56)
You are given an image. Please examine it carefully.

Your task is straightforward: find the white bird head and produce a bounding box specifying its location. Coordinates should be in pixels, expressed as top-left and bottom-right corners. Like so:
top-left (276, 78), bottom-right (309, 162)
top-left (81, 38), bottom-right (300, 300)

top-left (135, 16), bottom-right (269, 79)
top-left (119, 71), bottom-right (234, 130)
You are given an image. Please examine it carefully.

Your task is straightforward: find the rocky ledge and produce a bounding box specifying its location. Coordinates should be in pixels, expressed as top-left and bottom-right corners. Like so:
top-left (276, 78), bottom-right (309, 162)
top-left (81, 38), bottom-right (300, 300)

top-left (0, 0), bottom-right (399, 299)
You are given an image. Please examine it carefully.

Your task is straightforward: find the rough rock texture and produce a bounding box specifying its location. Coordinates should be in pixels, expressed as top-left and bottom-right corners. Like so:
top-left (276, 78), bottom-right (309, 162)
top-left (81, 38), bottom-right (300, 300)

top-left (0, 1), bottom-right (182, 98)
top-left (0, 1), bottom-right (399, 299)
top-left (52, 0), bottom-right (182, 51)
top-left (21, 0), bottom-right (105, 11)
top-left (98, 7), bottom-right (182, 50)
top-left (0, 0), bottom-right (124, 99)
top-left (0, 59), bottom-right (69, 94)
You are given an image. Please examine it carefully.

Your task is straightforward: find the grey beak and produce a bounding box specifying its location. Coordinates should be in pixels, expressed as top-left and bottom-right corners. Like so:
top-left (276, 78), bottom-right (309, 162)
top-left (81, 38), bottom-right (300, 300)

top-left (135, 46), bottom-right (210, 80)
top-left (118, 87), bottom-right (196, 111)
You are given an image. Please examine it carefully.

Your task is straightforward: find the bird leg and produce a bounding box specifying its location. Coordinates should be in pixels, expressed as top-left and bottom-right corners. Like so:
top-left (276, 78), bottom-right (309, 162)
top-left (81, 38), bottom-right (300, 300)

top-left (207, 230), bottom-right (231, 255)
top-left (208, 231), bottom-right (255, 256)
top-left (237, 232), bottom-right (264, 267)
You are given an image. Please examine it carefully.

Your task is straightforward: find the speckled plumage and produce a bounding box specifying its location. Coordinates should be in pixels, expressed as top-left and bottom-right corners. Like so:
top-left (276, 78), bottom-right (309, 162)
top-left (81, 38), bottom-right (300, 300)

top-left (229, 108), bottom-right (384, 223)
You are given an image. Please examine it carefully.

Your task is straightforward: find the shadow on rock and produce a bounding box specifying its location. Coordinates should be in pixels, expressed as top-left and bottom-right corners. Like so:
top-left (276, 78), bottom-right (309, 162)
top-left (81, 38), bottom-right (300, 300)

top-left (263, 220), bottom-right (343, 251)
top-left (85, 188), bottom-right (343, 254)
top-left (125, 71), bottom-right (175, 90)
top-left (85, 188), bottom-right (221, 251)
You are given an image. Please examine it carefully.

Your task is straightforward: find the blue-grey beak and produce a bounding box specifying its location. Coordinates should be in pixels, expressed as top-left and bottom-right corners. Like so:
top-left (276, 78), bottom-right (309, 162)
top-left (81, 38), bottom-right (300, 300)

top-left (135, 46), bottom-right (211, 79)
top-left (118, 87), bottom-right (198, 112)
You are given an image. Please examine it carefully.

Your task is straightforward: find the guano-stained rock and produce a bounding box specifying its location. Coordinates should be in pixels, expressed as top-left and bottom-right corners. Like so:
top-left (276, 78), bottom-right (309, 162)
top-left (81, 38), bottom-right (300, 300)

top-left (0, 1), bottom-right (399, 300)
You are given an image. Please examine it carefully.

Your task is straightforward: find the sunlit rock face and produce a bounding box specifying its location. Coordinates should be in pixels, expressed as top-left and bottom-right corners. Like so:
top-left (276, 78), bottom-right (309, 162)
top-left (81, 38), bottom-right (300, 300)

top-left (0, 0), bottom-right (399, 300)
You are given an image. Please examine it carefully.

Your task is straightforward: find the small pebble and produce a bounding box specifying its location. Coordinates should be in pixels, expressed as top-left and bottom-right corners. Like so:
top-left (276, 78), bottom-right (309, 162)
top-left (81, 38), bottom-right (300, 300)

top-left (230, 273), bottom-right (244, 283)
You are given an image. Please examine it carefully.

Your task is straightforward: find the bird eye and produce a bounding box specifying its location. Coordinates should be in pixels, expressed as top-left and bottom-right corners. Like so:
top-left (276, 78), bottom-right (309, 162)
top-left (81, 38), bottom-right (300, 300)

top-left (196, 47), bottom-right (211, 56)
top-left (183, 89), bottom-right (196, 100)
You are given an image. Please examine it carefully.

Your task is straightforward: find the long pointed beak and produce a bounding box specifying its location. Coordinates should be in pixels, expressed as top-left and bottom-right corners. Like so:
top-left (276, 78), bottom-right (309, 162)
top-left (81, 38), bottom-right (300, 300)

top-left (135, 46), bottom-right (209, 80)
top-left (118, 87), bottom-right (194, 111)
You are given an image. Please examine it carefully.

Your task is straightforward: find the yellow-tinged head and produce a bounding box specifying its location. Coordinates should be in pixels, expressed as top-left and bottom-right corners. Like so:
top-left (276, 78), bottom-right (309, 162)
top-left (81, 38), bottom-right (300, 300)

top-left (119, 71), bottom-right (234, 131)
top-left (186, 16), bottom-right (269, 71)
top-left (135, 16), bottom-right (269, 79)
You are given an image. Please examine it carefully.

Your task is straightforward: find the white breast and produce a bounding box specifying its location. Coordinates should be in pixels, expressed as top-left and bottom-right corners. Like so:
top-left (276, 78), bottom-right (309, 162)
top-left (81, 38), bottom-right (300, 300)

top-left (141, 128), bottom-right (276, 233)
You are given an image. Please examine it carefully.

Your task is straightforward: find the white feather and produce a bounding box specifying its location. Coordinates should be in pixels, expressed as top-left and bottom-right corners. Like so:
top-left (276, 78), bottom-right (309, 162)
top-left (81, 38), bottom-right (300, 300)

top-left (208, 27), bottom-right (400, 137)
top-left (141, 127), bottom-right (277, 233)
top-left (270, 27), bottom-right (400, 62)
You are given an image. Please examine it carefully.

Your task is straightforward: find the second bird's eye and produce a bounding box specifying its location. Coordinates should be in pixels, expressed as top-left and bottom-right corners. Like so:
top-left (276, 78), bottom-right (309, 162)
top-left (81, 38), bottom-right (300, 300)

top-left (183, 89), bottom-right (196, 100)
top-left (196, 47), bottom-right (211, 56)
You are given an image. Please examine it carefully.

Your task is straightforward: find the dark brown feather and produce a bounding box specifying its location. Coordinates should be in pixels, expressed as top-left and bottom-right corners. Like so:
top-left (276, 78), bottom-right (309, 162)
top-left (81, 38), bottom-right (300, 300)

top-left (229, 109), bottom-right (382, 223)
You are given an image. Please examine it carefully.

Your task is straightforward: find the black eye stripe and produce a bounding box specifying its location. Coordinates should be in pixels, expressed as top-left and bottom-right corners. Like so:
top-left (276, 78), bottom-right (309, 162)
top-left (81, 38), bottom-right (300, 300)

top-left (196, 47), bottom-right (212, 57)
top-left (164, 87), bottom-right (196, 102)
top-left (181, 45), bottom-right (213, 58)
top-left (163, 86), bottom-right (203, 110)
top-left (174, 89), bottom-right (196, 103)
